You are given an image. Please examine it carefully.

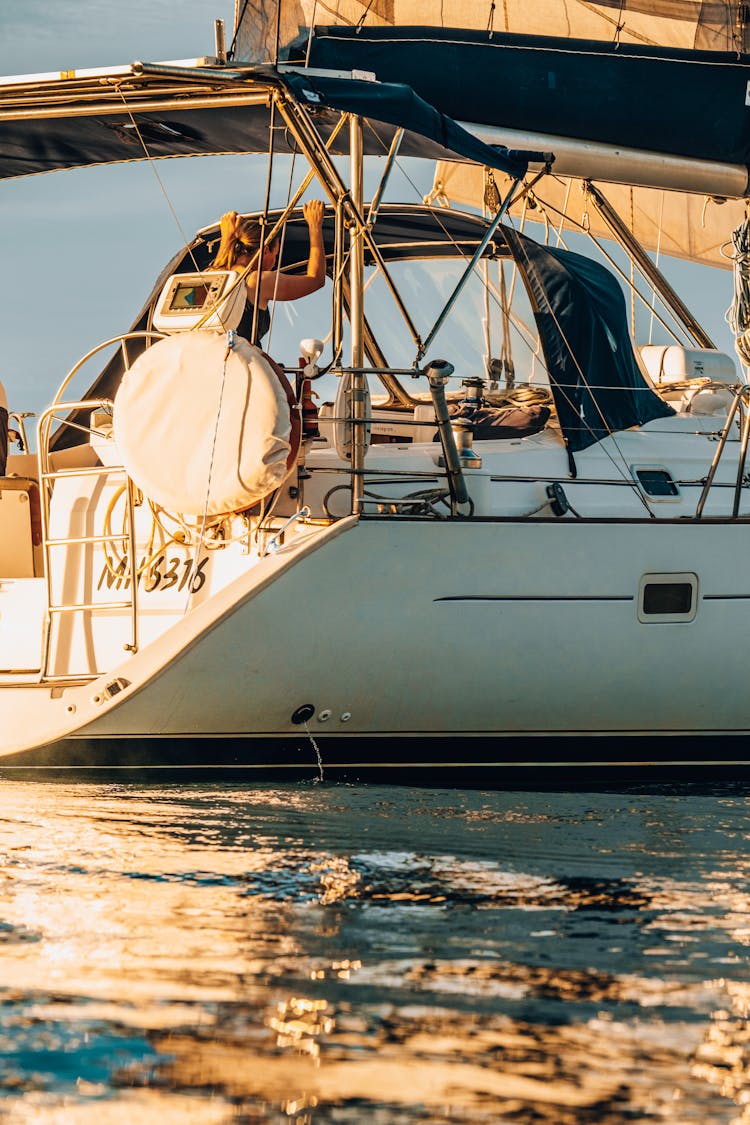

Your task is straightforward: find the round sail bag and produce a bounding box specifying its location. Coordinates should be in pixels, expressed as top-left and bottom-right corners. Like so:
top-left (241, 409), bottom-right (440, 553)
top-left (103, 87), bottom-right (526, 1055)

top-left (113, 333), bottom-right (292, 518)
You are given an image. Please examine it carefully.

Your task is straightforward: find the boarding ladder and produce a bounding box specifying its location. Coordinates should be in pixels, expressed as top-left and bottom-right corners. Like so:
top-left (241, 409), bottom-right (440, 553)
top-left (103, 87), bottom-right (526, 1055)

top-left (37, 397), bottom-right (139, 683)
top-left (35, 332), bottom-right (162, 683)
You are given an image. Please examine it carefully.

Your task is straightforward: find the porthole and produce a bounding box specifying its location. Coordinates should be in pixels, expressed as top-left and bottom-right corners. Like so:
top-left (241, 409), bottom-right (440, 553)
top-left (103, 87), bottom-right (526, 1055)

top-left (638, 572), bottom-right (698, 623)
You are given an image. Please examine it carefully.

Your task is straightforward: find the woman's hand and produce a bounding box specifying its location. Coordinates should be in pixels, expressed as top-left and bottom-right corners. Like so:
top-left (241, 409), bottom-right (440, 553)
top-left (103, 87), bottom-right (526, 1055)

top-left (220, 210), bottom-right (241, 236)
top-left (302, 200), bottom-right (324, 228)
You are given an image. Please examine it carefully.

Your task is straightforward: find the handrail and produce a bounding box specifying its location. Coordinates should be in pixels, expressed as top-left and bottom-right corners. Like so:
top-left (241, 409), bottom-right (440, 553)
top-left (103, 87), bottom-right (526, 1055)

top-left (733, 390), bottom-right (750, 517)
top-left (52, 330), bottom-right (166, 407)
top-left (695, 384), bottom-right (750, 518)
top-left (37, 329), bottom-right (163, 675)
top-left (37, 396), bottom-right (139, 681)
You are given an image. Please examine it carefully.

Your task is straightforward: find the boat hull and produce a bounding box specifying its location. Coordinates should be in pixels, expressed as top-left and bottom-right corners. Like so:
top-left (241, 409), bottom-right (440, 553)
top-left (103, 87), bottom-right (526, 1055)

top-left (4, 515), bottom-right (750, 769)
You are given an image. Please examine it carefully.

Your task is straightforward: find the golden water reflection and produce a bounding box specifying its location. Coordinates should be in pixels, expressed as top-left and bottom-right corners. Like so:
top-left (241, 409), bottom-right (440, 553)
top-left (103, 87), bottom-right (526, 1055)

top-left (0, 780), bottom-right (748, 1122)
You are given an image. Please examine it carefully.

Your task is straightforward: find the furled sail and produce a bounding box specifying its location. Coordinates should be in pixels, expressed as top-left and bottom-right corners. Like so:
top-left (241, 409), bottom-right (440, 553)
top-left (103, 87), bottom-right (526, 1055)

top-left (233, 3), bottom-right (750, 203)
top-left (232, 0), bottom-right (750, 58)
top-left (428, 163), bottom-right (746, 269)
top-left (304, 29), bottom-right (750, 189)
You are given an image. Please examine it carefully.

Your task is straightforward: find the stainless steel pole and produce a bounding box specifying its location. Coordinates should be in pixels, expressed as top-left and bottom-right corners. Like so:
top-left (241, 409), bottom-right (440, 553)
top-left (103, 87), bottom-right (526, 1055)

top-left (350, 114), bottom-right (366, 515)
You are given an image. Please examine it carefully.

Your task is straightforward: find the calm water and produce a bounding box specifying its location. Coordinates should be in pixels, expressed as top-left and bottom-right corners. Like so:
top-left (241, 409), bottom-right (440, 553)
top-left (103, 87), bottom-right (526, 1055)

top-left (0, 776), bottom-right (748, 1123)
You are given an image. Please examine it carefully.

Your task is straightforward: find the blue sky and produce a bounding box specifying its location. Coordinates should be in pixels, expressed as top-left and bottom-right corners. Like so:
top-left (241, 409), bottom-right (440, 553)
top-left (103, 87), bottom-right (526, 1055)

top-left (0, 1), bottom-right (248, 417)
top-left (0, 1), bottom-right (739, 427)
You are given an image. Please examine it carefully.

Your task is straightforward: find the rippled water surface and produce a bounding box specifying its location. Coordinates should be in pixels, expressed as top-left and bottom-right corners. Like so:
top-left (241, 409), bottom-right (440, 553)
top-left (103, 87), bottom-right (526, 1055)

top-left (0, 775), bottom-right (749, 1123)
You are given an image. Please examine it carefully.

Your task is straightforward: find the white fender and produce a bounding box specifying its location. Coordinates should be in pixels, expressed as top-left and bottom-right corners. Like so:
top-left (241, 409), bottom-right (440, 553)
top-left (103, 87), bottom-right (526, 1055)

top-left (113, 332), bottom-right (291, 517)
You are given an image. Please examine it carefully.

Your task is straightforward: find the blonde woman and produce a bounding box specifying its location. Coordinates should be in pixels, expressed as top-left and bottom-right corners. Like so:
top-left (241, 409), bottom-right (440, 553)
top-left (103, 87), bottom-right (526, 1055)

top-left (213, 200), bottom-right (326, 346)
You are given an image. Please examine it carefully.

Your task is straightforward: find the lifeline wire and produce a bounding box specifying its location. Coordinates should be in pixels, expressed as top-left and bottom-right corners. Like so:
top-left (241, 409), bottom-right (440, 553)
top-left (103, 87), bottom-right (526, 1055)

top-left (251, 100), bottom-right (279, 346)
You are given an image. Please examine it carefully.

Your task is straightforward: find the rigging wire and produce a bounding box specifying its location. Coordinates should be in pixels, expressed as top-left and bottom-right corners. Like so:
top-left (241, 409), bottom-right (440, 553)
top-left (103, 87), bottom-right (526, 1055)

top-left (553, 179), bottom-right (572, 248)
top-left (357, 123), bottom-right (655, 505)
top-left (228, 0), bottom-right (251, 59)
top-left (113, 83), bottom-right (201, 273)
top-left (355, 0), bottom-right (377, 31)
top-left (266, 146), bottom-right (298, 348)
top-left (305, 0), bottom-right (320, 66)
top-left (613, 0), bottom-right (627, 46)
top-left (487, 0), bottom-right (496, 39)
top-left (647, 189), bottom-right (665, 344)
top-left (274, 0), bottom-right (283, 64)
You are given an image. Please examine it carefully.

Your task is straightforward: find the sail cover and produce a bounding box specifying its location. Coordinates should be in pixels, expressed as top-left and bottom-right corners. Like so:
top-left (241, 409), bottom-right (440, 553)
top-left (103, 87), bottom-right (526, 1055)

top-left (282, 71), bottom-right (530, 177)
top-left (305, 28), bottom-right (750, 173)
top-left (501, 226), bottom-right (675, 455)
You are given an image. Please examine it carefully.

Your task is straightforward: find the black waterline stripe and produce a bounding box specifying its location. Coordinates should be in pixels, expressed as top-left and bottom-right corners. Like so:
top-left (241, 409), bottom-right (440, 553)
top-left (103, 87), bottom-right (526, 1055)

top-left (435, 595), bottom-right (634, 602)
top-left (437, 595), bottom-right (750, 603)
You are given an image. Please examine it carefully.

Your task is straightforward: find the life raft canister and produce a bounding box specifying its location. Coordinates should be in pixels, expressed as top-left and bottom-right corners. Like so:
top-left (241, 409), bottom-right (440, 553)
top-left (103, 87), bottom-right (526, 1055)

top-left (113, 332), bottom-right (292, 518)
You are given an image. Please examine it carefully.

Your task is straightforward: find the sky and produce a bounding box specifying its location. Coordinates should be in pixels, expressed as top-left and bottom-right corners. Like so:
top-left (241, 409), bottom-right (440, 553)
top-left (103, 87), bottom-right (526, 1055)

top-left (0, 1), bottom-right (741, 437)
top-left (0, 1), bottom-right (250, 420)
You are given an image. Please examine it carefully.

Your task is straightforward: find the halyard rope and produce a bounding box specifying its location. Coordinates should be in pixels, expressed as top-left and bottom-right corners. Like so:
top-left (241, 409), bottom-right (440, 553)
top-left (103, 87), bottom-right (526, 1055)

top-left (726, 214), bottom-right (750, 366)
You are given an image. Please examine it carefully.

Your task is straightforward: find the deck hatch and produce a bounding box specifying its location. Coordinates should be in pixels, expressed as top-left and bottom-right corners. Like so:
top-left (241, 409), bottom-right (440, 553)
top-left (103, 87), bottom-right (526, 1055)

top-left (634, 467), bottom-right (679, 498)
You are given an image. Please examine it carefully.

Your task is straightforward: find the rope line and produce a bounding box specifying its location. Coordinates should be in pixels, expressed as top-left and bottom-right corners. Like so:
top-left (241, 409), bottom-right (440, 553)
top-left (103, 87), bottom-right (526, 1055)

top-left (183, 343), bottom-right (232, 613)
top-left (725, 215), bottom-right (750, 366)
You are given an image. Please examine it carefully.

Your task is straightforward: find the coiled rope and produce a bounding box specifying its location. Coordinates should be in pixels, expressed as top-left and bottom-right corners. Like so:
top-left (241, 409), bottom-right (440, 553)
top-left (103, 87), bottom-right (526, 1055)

top-left (726, 213), bottom-right (750, 366)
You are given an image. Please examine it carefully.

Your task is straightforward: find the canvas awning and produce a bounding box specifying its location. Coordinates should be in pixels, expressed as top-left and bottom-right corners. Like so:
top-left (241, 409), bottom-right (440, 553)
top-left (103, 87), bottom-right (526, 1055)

top-left (0, 62), bottom-right (529, 181)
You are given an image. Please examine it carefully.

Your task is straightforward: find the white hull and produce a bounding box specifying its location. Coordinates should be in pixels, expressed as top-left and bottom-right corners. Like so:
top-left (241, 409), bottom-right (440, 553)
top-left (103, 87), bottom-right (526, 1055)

top-left (4, 509), bottom-right (750, 767)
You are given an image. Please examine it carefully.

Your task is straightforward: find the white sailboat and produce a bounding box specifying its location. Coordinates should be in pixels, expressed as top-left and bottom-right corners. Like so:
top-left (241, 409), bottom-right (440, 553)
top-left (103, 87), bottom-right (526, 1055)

top-left (2, 2), bottom-right (750, 773)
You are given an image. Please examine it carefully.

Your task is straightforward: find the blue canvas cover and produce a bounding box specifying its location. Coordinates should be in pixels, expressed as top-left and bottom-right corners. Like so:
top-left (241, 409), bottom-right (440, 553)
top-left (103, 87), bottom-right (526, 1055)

top-left (500, 226), bottom-right (675, 458)
top-left (282, 71), bottom-right (532, 179)
top-left (307, 27), bottom-right (750, 173)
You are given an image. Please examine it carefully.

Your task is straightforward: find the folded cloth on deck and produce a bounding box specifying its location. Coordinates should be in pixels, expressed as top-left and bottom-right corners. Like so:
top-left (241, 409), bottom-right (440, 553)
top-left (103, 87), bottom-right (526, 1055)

top-left (434, 403), bottom-right (550, 441)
